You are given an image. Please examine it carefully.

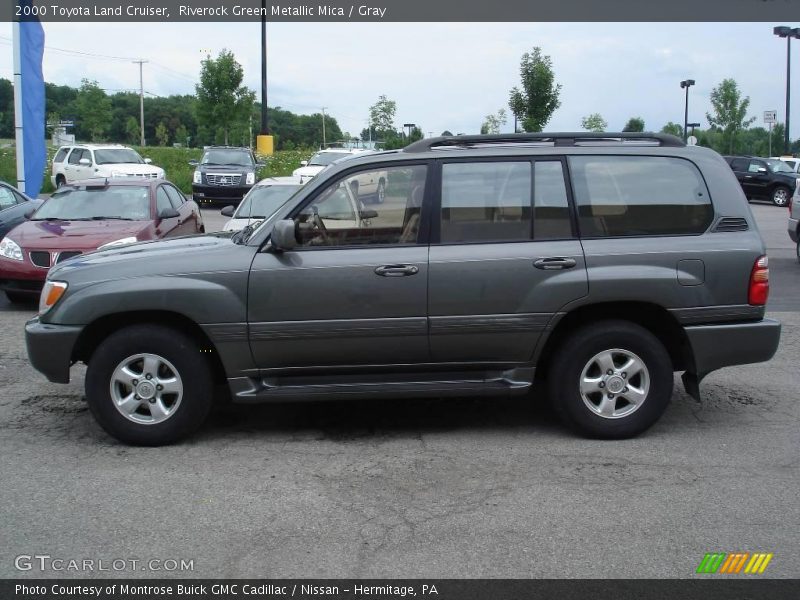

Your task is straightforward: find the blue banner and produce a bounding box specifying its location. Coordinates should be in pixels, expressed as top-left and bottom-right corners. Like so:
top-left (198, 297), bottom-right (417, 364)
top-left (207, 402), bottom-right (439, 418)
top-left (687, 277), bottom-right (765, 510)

top-left (19, 8), bottom-right (45, 198)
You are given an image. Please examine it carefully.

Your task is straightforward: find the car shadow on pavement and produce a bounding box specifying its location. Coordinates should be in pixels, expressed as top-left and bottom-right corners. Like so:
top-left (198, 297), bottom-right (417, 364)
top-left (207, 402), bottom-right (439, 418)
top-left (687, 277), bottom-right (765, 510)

top-left (199, 393), bottom-right (564, 443)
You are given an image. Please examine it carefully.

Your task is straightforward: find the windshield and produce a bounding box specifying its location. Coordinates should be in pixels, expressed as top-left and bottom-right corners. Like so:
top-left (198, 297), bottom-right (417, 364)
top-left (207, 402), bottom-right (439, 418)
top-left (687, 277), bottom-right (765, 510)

top-left (93, 148), bottom-right (144, 165)
top-left (308, 152), bottom-right (351, 166)
top-left (235, 184), bottom-right (302, 219)
top-left (32, 186), bottom-right (151, 221)
top-left (766, 159), bottom-right (794, 174)
top-left (202, 149), bottom-right (254, 166)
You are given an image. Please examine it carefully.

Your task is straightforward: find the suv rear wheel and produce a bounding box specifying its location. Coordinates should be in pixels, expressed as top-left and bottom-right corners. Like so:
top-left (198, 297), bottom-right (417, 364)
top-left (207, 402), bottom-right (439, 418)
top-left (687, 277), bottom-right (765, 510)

top-left (547, 320), bottom-right (673, 438)
top-left (85, 324), bottom-right (213, 445)
top-left (772, 185), bottom-right (791, 206)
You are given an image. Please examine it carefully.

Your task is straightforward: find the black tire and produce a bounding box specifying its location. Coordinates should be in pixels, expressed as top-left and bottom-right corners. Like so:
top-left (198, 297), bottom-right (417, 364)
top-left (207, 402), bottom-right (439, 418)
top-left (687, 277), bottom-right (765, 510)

top-left (85, 324), bottom-right (213, 445)
top-left (547, 320), bottom-right (673, 439)
top-left (375, 179), bottom-right (386, 204)
top-left (796, 239), bottom-right (800, 264)
top-left (55, 175), bottom-right (66, 188)
top-left (5, 291), bottom-right (36, 304)
top-left (772, 185), bottom-right (791, 207)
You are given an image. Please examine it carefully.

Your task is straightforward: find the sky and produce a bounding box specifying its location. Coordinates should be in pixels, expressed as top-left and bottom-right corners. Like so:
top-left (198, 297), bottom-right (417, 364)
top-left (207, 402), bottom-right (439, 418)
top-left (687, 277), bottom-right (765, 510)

top-left (1, 21), bottom-right (798, 141)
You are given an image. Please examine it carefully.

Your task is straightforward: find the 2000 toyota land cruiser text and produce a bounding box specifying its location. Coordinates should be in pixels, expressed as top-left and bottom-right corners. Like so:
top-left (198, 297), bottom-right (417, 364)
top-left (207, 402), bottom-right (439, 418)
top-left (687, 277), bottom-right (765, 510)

top-left (25, 133), bottom-right (781, 445)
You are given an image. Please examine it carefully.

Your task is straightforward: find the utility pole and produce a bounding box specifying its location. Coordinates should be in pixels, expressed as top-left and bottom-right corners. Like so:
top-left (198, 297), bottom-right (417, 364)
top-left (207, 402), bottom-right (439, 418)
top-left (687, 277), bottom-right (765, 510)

top-left (321, 106), bottom-right (327, 147)
top-left (133, 59), bottom-right (148, 146)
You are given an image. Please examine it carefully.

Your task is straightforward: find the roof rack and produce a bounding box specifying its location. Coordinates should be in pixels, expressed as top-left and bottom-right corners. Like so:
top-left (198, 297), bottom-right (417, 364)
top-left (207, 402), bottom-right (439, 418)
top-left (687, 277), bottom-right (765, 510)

top-left (403, 132), bottom-right (685, 153)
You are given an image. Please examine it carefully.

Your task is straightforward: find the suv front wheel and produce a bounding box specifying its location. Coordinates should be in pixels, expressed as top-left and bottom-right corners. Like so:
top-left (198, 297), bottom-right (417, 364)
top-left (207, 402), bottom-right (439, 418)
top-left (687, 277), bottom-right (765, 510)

top-left (85, 324), bottom-right (213, 445)
top-left (547, 320), bottom-right (673, 438)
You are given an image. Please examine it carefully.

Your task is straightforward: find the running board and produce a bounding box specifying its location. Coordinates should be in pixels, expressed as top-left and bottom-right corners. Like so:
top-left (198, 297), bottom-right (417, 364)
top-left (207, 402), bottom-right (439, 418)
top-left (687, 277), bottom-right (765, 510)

top-left (228, 368), bottom-right (534, 403)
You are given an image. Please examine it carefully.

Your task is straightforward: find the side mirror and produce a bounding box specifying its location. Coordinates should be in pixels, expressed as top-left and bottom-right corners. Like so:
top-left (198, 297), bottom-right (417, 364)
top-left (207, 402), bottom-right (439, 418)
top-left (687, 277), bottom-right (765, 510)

top-left (188, 159), bottom-right (198, 167)
top-left (24, 207), bottom-right (36, 219)
top-left (79, 158), bottom-right (91, 166)
top-left (270, 219), bottom-right (297, 251)
top-left (157, 207), bottom-right (180, 220)
top-left (220, 205), bottom-right (235, 217)
top-left (758, 167), bottom-right (768, 173)
top-left (359, 209), bottom-right (378, 219)
top-left (300, 160), bottom-right (308, 167)
top-left (144, 158), bottom-right (152, 164)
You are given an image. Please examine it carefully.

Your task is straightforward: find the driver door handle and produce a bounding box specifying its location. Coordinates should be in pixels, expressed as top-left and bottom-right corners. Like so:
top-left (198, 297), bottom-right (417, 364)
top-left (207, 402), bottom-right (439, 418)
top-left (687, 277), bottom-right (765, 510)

top-left (534, 257), bottom-right (577, 270)
top-left (375, 264), bottom-right (419, 277)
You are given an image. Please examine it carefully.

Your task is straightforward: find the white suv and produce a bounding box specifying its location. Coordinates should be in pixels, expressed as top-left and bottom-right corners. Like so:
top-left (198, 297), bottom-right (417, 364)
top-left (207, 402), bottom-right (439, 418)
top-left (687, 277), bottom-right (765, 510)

top-left (51, 144), bottom-right (165, 188)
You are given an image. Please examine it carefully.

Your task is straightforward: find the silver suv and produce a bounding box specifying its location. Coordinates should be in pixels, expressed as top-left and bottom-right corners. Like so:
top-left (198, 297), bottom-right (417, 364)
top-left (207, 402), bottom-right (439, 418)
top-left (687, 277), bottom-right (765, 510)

top-left (25, 133), bottom-right (781, 445)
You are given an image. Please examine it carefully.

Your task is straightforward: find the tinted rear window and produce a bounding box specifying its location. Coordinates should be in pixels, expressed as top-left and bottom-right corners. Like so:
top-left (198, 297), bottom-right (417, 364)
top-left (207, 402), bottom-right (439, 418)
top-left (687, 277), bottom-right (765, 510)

top-left (568, 156), bottom-right (713, 237)
top-left (53, 148), bottom-right (69, 163)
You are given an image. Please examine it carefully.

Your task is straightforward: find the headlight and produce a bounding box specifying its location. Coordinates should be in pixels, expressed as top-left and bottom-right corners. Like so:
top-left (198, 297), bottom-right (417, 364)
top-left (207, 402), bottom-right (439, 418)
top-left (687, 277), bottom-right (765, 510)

top-left (246, 172), bottom-right (255, 185)
top-left (39, 280), bottom-right (68, 315)
top-left (98, 237), bottom-right (138, 249)
top-left (193, 170), bottom-right (202, 184)
top-left (0, 237), bottom-right (23, 261)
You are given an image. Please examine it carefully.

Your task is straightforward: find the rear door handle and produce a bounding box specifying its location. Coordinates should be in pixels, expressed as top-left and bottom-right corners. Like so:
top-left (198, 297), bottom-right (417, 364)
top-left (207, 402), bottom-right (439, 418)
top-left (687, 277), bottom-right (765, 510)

top-left (534, 257), bottom-right (577, 270)
top-left (375, 264), bottom-right (419, 277)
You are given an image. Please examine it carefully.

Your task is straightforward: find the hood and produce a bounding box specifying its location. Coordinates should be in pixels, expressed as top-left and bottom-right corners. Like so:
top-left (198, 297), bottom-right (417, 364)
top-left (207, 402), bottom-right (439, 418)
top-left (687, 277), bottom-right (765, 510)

top-left (47, 233), bottom-right (254, 286)
top-left (198, 164), bottom-right (255, 173)
top-left (103, 163), bottom-right (163, 175)
top-left (292, 165), bottom-right (326, 178)
top-left (9, 219), bottom-right (151, 251)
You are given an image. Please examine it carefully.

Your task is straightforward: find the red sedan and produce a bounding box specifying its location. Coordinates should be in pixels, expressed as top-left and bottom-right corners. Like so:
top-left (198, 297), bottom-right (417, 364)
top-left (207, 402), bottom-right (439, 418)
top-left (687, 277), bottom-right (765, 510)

top-left (0, 178), bottom-right (204, 303)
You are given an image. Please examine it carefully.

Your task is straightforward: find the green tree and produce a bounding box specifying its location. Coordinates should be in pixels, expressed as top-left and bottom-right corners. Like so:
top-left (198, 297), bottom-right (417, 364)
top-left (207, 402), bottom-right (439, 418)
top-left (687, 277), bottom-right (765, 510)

top-left (195, 49), bottom-right (255, 145)
top-left (175, 124), bottom-right (189, 147)
top-left (441, 130), bottom-right (453, 136)
top-left (367, 95), bottom-right (397, 139)
top-left (623, 117), bottom-right (645, 132)
top-left (155, 122), bottom-right (169, 146)
top-left (581, 113), bottom-right (607, 132)
top-left (124, 116), bottom-right (140, 144)
top-left (74, 79), bottom-right (112, 141)
top-left (480, 109), bottom-right (507, 135)
top-left (660, 122), bottom-right (683, 137)
top-left (706, 78), bottom-right (756, 154)
top-left (508, 47), bottom-right (562, 132)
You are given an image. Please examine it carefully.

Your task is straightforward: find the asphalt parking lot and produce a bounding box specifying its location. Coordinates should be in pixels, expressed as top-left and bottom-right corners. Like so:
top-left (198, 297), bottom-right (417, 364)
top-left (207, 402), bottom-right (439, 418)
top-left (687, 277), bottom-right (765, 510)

top-left (0, 203), bottom-right (797, 578)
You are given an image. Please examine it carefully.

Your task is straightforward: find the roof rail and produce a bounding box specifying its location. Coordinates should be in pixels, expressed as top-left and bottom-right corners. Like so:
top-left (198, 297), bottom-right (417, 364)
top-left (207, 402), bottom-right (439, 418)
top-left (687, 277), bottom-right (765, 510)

top-left (403, 132), bottom-right (685, 153)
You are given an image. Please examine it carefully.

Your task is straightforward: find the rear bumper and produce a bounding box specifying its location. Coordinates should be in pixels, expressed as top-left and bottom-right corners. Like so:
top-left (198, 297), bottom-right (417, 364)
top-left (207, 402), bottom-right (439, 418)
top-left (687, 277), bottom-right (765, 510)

top-left (25, 317), bottom-right (83, 383)
top-left (789, 217), bottom-right (798, 243)
top-left (685, 318), bottom-right (781, 376)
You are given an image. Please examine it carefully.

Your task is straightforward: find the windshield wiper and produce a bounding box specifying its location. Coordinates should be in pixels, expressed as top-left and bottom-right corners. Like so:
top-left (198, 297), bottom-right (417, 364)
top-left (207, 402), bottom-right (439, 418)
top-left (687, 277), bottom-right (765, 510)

top-left (90, 216), bottom-right (136, 220)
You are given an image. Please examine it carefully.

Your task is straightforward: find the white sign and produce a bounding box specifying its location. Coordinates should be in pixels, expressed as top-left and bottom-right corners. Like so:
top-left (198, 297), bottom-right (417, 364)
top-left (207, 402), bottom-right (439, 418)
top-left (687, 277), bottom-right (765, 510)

top-left (687, 135), bottom-right (698, 146)
top-left (764, 110), bottom-right (777, 124)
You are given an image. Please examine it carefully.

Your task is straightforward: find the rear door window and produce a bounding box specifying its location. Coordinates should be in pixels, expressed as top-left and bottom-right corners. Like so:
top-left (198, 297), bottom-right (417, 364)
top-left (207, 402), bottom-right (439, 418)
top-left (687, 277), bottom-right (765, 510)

top-left (568, 155), bottom-right (713, 237)
top-left (440, 161), bottom-right (532, 243)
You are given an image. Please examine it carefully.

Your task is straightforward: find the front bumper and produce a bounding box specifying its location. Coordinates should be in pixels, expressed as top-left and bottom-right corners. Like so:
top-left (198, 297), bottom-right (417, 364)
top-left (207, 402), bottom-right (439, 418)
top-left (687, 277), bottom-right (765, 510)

top-left (25, 317), bottom-right (83, 383)
top-left (789, 216), bottom-right (798, 243)
top-left (0, 256), bottom-right (46, 293)
top-left (685, 318), bottom-right (781, 377)
top-left (192, 184), bottom-right (252, 203)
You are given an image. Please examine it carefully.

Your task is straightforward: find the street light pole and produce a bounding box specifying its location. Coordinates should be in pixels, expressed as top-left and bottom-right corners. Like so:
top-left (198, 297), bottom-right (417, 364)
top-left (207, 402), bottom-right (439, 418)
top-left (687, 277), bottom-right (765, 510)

top-left (680, 79), bottom-right (695, 142)
top-left (321, 107), bottom-right (327, 147)
top-left (773, 27), bottom-right (800, 155)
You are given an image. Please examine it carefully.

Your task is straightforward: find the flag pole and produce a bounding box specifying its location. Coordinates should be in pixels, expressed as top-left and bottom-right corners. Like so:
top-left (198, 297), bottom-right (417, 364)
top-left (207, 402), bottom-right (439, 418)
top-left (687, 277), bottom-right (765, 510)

top-left (12, 20), bottom-right (25, 193)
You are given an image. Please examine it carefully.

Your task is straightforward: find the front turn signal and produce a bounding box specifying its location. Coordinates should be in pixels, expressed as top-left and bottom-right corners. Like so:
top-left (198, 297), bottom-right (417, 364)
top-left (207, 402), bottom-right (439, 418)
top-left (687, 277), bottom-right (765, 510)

top-left (39, 281), bottom-right (68, 315)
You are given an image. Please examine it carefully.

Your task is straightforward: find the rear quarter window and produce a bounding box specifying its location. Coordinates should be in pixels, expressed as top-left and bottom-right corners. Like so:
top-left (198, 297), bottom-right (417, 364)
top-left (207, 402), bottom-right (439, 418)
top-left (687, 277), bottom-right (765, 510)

top-left (53, 148), bottom-right (69, 163)
top-left (568, 155), bottom-right (713, 237)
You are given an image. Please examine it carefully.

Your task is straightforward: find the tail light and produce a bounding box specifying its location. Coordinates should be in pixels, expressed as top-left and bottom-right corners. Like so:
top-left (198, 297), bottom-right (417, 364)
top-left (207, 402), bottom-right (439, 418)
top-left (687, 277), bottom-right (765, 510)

top-left (748, 255), bottom-right (769, 306)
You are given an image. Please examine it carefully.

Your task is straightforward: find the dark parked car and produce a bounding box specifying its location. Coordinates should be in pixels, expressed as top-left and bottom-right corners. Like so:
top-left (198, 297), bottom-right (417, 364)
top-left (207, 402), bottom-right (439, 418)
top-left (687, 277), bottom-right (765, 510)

top-left (190, 146), bottom-right (261, 205)
top-left (0, 178), bottom-right (203, 303)
top-left (0, 181), bottom-right (42, 240)
top-left (25, 133), bottom-right (780, 445)
top-left (723, 155), bottom-right (800, 206)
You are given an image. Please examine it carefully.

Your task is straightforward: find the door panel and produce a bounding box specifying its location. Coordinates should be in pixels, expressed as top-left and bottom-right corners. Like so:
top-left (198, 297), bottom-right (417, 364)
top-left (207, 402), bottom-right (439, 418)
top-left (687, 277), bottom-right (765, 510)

top-left (428, 241), bottom-right (587, 362)
top-left (248, 246), bottom-right (429, 369)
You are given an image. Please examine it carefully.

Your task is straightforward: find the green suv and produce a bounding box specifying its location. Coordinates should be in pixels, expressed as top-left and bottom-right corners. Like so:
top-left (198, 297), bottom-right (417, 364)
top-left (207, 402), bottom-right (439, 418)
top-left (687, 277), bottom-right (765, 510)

top-left (25, 133), bottom-right (781, 445)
